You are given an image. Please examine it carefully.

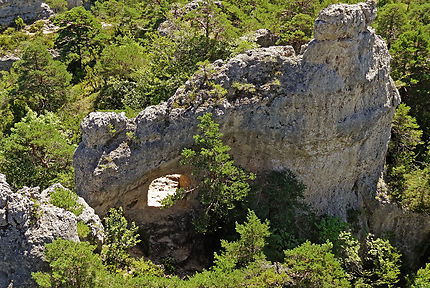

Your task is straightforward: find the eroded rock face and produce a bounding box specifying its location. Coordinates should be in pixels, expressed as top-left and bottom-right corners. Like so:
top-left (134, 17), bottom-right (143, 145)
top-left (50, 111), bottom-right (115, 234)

top-left (74, 0), bottom-right (408, 266)
top-left (0, 175), bottom-right (103, 287)
top-left (0, 0), bottom-right (82, 27)
top-left (0, 0), bottom-right (53, 27)
top-left (75, 0), bottom-right (396, 217)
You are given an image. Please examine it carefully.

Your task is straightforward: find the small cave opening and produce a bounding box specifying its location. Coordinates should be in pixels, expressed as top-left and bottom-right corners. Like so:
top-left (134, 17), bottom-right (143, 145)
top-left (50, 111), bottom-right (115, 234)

top-left (147, 174), bottom-right (191, 207)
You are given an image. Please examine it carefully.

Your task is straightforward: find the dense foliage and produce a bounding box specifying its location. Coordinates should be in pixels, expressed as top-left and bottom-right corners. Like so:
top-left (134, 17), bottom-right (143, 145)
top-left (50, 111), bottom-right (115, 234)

top-left (0, 111), bottom-right (75, 190)
top-left (0, 0), bottom-right (429, 286)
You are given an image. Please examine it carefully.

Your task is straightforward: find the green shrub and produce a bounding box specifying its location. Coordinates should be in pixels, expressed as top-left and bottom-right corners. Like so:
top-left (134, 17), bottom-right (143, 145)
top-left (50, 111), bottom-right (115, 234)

top-left (30, 198), bottom-right (44, 224)
top-left (316, 215), bottom-right (350, 254)
top-left (412, 263), bottom-right (430, 288)
top-left (162, 112), bottom-right (255, 233)
top-left (0, 111), bottom-right (75, 191)
top-left (360, 234), bottom-right (402, 287)
top-left (214, 210), bottom-right (270, 270)
top-left (49, 187), bottom-right (84, 216)
top-left (14, 17), bottom-right (25, 30)
top-left (248, 170), bottom-right (310, 261)
top-left (129, 258), bottom-right (164, 278)
top-left (45, 0), bottom-right (68, 13)
top-left (402, 167), bottom-right (430, 213)
top-left (283, 241), bottom-right (351, 287)
top-left (32, 239), bottom-right (109, 288)
top-left (77, 221), bottom-right (90, 240)
top-left (338, 232), bottom-right (402, 287)
top-left (102, 207), bottom-right (140, 271)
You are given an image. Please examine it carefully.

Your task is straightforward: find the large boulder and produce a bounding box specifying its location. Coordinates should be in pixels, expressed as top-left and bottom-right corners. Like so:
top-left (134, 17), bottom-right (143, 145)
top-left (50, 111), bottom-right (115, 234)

top-left (0, 175), bottom-right (103, 287)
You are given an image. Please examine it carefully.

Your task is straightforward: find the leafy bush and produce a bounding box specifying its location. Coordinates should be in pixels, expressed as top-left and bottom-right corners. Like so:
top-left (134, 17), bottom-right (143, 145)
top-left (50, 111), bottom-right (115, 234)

top-left (54, 7), bottom-right (106, 82)
top-left (45, 0), bottom-right (68, 13)
top-left (30, 198), bottom-right (44, 224)
top-left (402, 167), bottom-right (430, 213)
top-left (360, 234), bottom-right (402, 287)
top-left (283, 241), bottom-right (350, 287)
top-left (412, 263), bottom-right (430, 288)
top-left (316, 215), bottom-right (350, 254)
top-left (386, 103), bottom-right (423, 200)
top-left (248, 170), bottom-right (310, 261)
top-left (0, 111), bottom-right (75, 190)
top-left (338, 232), bottom-right (402, 287)
top-left (278, 13), bottom-right (314, 52)
top-left (10, 39), bottom-right (72, 115)
top-left (214, 210), bottom-right (270, 270)
top-left (102, 207), bottom-right (140, 271)
top-left (49, 187), bottom-right (84, 216)
top-left (32, 239), bottom-right (109, 288)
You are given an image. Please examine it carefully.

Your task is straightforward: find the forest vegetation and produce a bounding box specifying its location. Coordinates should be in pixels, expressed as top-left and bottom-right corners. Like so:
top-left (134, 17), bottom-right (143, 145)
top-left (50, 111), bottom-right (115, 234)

top-left (0, 0), bottom-right (429, 286)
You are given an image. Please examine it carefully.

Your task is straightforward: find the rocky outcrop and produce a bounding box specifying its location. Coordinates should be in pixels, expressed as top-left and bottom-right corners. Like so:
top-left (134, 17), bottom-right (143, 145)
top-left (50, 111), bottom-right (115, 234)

top-left (369, 202), bottom-right (430, 268)
top-left (240, 29), bottom-right (279, 48)
top-left (0, 0), bottom-right (83, 27)
top-left (66, 0), bottom-right (82, 9)
top-left (73, 0), bottom-right (407, 264)
top-left (75, 0), bottom-right (397, 217)
top-left (0, 175), bottom-right (103, 287)
top-left (0, 0), bottom-right (53, 27)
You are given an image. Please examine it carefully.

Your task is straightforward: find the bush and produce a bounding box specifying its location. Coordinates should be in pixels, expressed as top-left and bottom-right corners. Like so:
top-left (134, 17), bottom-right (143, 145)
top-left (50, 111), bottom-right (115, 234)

top-left (45, 0), bottom-right (68, 13)
top-left (316, 216), bottom-right (350, 255)
top-left (412, 263), bottom-right (430, 288)
top-left (162, 112), bottom-right (255, 233)
top-left (77, 221), bottom-right (90, 240)
top-left (402, 167), bottom-right (430, 213)
top-left (49, 187), bottom-right (84, 216)
top-left (283, 241), bottom-right (350, 287)
top-left (338, 232), bottom-right (402, 287)
top-left (248, 170), bottom-right (310, 261)
top-left (214, 210), bottom-right (270, 270)
top-left (102, 207), bottom-right (140, 271)
top-left (32, 239), bottom-right (109, 288)
top-left (0, 111), bottom-right (75, 190)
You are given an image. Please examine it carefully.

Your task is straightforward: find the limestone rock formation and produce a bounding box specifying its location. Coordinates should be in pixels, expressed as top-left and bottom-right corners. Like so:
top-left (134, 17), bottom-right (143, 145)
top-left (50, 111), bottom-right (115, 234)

top-left (0, 0), bottom-right (53, 27)
top-left (240, 29), bottom-right (279, 48)
top-left (0, 0), bottom-right (83, 27)
top-left (75, 0), bottom-right (430, 267)
top-left (65, 0), bottom-right (82, 9)
top-left (75, 0), bottom-right (396, 217)
top-left (0, 175), bottom-right (103, 287)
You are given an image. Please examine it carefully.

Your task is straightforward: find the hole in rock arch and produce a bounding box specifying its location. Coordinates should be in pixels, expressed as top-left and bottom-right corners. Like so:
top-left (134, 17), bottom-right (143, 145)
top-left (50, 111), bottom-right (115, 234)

top-left (147, 174), bottom-right (191, 207)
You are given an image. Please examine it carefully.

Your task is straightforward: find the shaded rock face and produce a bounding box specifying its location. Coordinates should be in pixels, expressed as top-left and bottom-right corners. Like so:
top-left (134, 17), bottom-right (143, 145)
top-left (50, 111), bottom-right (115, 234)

top-left (369, 202), bottom-right (430, 268)
top-left (66, 0), bottom-right (82, 9)
top-left (0, 55), bottom-right (19, 72)
top-left (240, 29), bottom-right (279, 48)
top-left (74, 1), bottom-right (405, 266)
top-left (0, 175), bottom-right (103, 287)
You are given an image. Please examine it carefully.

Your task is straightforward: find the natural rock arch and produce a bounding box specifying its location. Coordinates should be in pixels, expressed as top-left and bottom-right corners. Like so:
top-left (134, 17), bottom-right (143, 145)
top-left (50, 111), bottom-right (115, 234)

top-left (72, 1), bottom-right (430, 269)
top-left (74, 1), bottom-right (398, 221)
